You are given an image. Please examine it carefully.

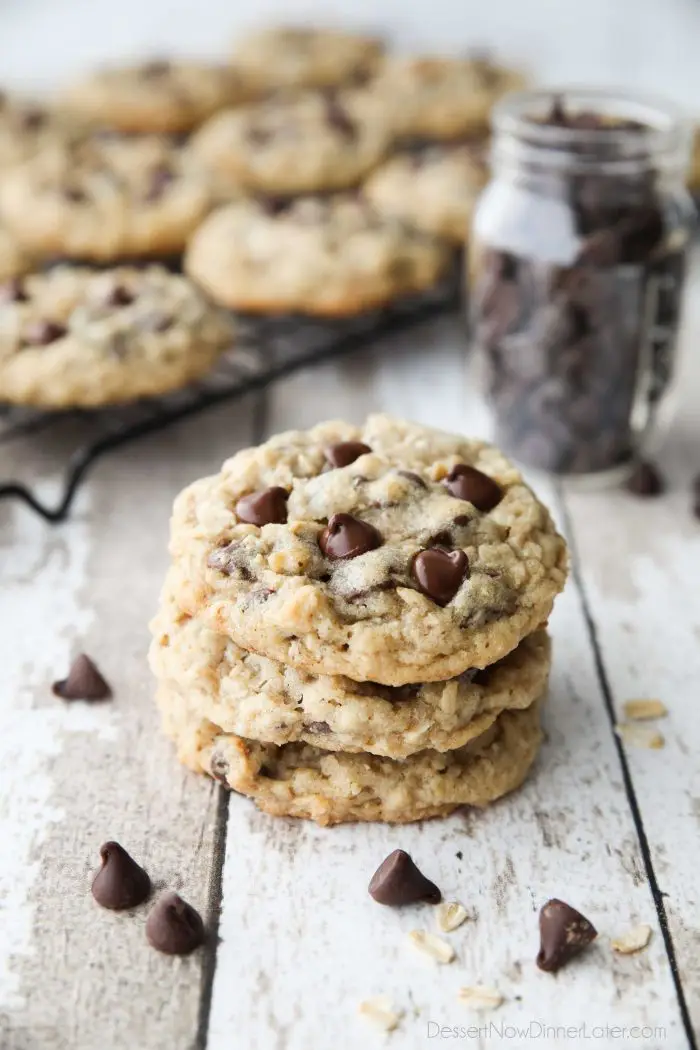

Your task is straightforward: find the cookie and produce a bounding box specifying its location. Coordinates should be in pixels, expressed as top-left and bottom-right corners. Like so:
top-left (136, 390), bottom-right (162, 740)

top-left (0, 93), bottom-right (74, 167)
top-left (189, 90), bottom-right (392, 196)
top-left (184, 196), bottom-right (449, 315)
top-left (168, 415), bottom-right (568, 684)
top-left (0, 134), bottom-right (213, 262)
top-left (231, 26), bottom-right (384, 92)
top-left (150, 572), bottom-right (551, 758)
top-left (0, 265), bottom-right (234, 408)
top-left (62, 60), bottom-right (255, 135)
top-left (365, 56), bottom-right (526, 141)
top-left (688, 127), bottom-right (700, 192)
top-left (157, 682), bottom-right (543, 825)
top-left (364, 142), bottom-right (488, 243)
top-left (0, 227), bottom-right (29, 282)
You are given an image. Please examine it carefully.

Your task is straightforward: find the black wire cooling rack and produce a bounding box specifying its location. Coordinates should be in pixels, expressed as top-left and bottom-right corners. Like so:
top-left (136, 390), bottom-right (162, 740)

top-left (0, 268), bottom-right (462, 524)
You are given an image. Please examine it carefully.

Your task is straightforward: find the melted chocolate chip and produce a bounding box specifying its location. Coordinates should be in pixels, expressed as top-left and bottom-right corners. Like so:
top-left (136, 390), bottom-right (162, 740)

top-left (411, 547), bottom-right (469, 606)
top-left (91, 841), bottom-right (151, 910)
top-left (625, 460), bottom-right (665, 497)
top-left (445, 464), bottom-right (502, 511)
top-left (0, 277), bottom-right (28, 303)
top-left (52, 653), bottom-right (111, 700)
top-left (368, 849), bottom-right (441, 906)
top-left (324, 441), bottom-right (371, 468)
top-left (102, 284), bottom-right (135, 308)
top-left (319, 513), bottom-right (382, 560)
top-left (23, 320), bottom-right (67, 347)
top-left (537, 899), bottom-right (597, 973)
top-left (146, 892), bottom-right (205, 955)
top-left (144, 164), bottom-right (175, 202)
top-left (235, 487), bottom-right (288, 526)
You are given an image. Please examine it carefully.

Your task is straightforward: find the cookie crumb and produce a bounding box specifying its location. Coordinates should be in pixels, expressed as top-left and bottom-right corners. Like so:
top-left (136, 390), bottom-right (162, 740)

top-left (457, 986), bottom-right (503, 1011)
top-left (358, 996), bottom-right (403, 1032)
top-left (623, 699), bottom-right (667, 721)
top-left (408, 929), bottom-right (455, 964)
top-left (611, 924), bottom-right (652, 955)
top-left (615, 723), bottom-right (665, 749)
top-left (436, 901), bottom-right (469, 932)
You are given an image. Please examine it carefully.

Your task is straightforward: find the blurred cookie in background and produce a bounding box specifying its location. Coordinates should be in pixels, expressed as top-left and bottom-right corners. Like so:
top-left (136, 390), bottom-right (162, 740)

top-left (0, 265), bottom-right (235, 408)
top-left (231, 26), bottom-right (384, 92)
top-left (189, 90), bottom-right (392, 197)
top-left (364, 141), bottom-right (489, 244)
top-left (185, 195), bottom-right (450, 315)
top-left (0, 92), bottom-right (77, 167)
top-left (0, 134), bottom-right (214, 263)
top-left (61, 59), bottom-right (256, 135)
top-left (687, 125), bottom-right (700, 195)
top-left (364, 55), bottom-right (526, 141)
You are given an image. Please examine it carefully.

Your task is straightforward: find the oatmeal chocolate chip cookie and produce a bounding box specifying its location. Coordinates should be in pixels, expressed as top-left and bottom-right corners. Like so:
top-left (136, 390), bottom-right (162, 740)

top-left (62, 60), bottom-right (256, 135)
top-left (0, 134), bottom-right (213, 262)
top-left (185, 196), bottom-right (449, 315)
top-left (0, 265), bottom-right (234, 407)
top-left (365, 56), bottom-right (526, 141)
top-left (157, 682), bottom-right (543, 825)
top-left (190, 90), bottom-right (392, 196)
top-left (231, 26), bottom-right (384, 92)
top-left (150, 573), bottom-right (550, 758)
top-left (168, 415), bottom-right (568, 684)
top-left (364, 142), bottom-right (489, 243)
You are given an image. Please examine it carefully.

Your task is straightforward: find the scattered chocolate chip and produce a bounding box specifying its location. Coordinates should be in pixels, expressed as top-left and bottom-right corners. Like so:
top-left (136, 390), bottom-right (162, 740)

top-left (23, 320), bottom-right (67, 346)
top-left (324, 441), bottom-right (371, 468)
top-left (536, 898), bottom-right (597, 973)
top-left (319, 513), bottom-right (382, 560)
top-left (445, 464), bottom-right (502, 511)
top-left (625, 460), bottom-right (665, 497)
top-left (0, 277), bottom-right (28, 303)
top-left (397, 470), bottom-right (427, 489)
top-left (235, 486), bottom-right (288, 526)
top-left (91, 841), bottom-right (150, 910)
top-left (323, 96), bottom-right (357, 140)
top-left (102, 284), bottom-right (135, 308)
top-left (368, 849), bottom-right (441, 906)
top-left (456, 851), bottom-right (463, 860)
top-left (146, 892), bottom-right (205, 955)
top-left (411, 547), bottom-right (469, 606)
top-left (305, 720), bottom-right (331, 734)
top-left (143, 164), bottom-right (175, 202)
top-left (52, 653), bottom-right (111, 700)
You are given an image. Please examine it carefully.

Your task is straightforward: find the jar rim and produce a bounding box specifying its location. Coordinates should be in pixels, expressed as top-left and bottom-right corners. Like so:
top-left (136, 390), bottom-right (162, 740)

top-left (491, 87), bottom-right (691, 172)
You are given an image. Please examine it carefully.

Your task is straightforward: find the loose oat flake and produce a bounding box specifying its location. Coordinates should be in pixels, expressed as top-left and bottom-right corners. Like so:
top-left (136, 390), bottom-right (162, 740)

top-left (615, 723), bottom-right (665, 749)
top-left (436, 900), bottom-right (469, 933)
top-left (623, 699), bottom-right (668, 721)
top-left (457, 986), bottom-right (503, 1011)
top-left (358, 996), bottom-right (403, 1032)
top-left (611, 924), bottom-right (653, 955)
top-left (408, 929), bottom-right (455, 964)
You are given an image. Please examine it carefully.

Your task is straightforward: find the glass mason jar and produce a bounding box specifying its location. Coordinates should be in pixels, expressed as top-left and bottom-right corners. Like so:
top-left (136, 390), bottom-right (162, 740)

top-left (470, 89), bottom-right (694, 478)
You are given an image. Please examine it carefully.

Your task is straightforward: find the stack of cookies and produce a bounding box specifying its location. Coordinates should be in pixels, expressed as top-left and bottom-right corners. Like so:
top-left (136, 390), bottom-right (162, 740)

top-left (149, 415), bottom-right (568, 825)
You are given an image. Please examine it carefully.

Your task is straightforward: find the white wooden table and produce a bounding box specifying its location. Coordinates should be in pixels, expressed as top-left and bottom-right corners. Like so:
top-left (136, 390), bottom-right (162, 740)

top-left (2, 2), bottom-right (700, 1048)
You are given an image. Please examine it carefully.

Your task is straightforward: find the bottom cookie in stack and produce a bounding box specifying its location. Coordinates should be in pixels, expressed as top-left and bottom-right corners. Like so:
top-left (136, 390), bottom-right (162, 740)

top-left (149, 576), bottom-right (551, 826)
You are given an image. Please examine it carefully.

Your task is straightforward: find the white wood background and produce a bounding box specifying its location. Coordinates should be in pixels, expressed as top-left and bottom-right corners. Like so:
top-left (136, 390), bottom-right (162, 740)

top-left (1, 2), bottom-right (700, 1048)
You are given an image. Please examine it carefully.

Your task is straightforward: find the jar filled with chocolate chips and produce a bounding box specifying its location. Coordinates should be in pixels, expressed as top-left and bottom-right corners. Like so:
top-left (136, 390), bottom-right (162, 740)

top-left (470, 89), bottom-right (694, 477)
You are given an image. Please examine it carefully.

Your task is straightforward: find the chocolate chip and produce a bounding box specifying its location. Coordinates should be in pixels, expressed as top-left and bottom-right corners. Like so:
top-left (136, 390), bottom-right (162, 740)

top-left (258, 196), bottom-right (293, 217)
top-left (319, 513), bottom-right (382, 560)
top-left (21, 107), bottom-right (46, 131)
top-left (52, 653), bottom-right (111, 700)
top-left (247, 126), bottom-right (273, 147)
top-left (411, 547), bottom-right (469, 606)
top-left (536, 898), bottom-right (597, 973)
top-left (102, 284), bottom-right (135, 308)
top-left (397, 470), bottom-right (427, 489)
top-left (23, 320), bottom-right (67, 347)
top-left (445, 464), bottom-right (502, 511)
top-left (456, 851), bottom-right (463, 860)
top-left (235, 486), bottom-right (288, 526)
top-left (140, 59), bottom-right (171, 78)
top-left (305, 720), bottom-right (331, 734)
top-left (324, 441), bottom-right (371, 468)
top-left (323, 96), bottom-right (357, 140)
top-left (143, 164), bottom-right (175, 202)
top-left (368, 849), bottom-right (441, 906)
top-left (625, 460), bottom-right (665, 497)
top-left (91, 841), bottom-right (151, 910)
top-left (0, 277), bottom-right (28, 303)
top-left (146, 892), bottom-right (205, 955)
top-left (64, 186), bottom-right (88, 203)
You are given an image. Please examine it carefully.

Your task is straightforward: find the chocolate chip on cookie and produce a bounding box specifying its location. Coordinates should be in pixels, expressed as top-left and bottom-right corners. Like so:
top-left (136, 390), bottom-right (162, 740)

top-left (369, 849), bottom-right (442, 906)
top-left (24, 320), bottom-right (67, 347)
top-left (319, 513), bottom-right (382, 560)
top-left (91, 841), bottom-right (151, 910)
top-left (236, 487), bottom-right (289, 526)
top-left (323, 95), bottom-right (357, 140)
top-left (411, 547), bottom-right (469, 605)
top-left (0, 277), bottom-right (28, 303)
top-left (143, 163), bottom-right (175, 202)
top-left (52, 653), bottom-right (112, 700)
top-left (324, 441), bottom-right (372, 468)
top-left (445, 464), bottom-right (502, 511)
top-left (536, 898), bottom-right (597, 973)
top-left (140, 59), bottom-right (171, 78)
top-left (146, 892), bottom-right (205, 955)
top-left (102, 283), bottom-right (135, 308)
